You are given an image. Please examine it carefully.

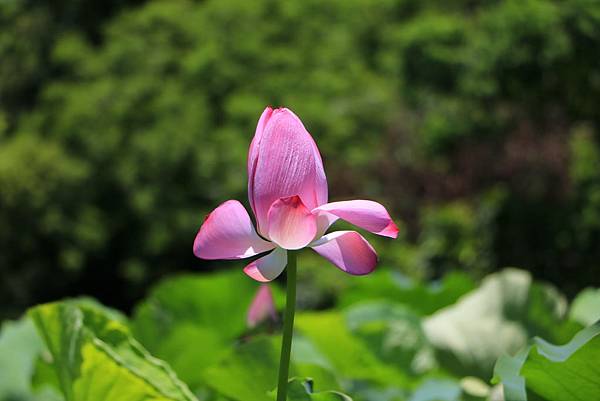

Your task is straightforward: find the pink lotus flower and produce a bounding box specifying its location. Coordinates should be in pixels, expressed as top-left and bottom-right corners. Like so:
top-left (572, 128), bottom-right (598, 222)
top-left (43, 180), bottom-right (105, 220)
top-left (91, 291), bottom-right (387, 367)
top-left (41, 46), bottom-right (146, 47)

top-left (247, 284), bottom-right (278, 328)
top-left (193, 107), bottom-right (398, 281)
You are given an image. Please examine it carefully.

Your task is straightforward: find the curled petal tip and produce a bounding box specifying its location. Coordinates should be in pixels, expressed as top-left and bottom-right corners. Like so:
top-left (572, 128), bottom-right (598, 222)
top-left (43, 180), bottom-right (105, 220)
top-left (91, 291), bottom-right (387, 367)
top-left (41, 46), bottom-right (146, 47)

top-left (311, 231), bottom-right (378, 276)
top-left (243, 264), bottom-right (272, 282)
top-left (379, 220), bottom-right (400, 239)
top-left (313, 200), bottom-right (398, 238)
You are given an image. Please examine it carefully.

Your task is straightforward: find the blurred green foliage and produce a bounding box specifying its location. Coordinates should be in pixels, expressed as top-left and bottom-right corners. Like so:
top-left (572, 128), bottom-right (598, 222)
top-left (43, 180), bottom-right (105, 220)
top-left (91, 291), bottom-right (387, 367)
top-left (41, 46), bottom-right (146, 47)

top-left (2, 268), bottom-right (597, 401)
top-left (1, 0), bottom-right (600, 316)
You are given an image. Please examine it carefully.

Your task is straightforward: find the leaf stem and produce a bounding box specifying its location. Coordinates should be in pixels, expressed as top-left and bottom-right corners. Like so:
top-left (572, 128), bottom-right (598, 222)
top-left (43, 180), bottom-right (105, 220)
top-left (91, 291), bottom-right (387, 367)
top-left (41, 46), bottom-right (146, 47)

top-left (276, 251), bottom-right (297, 401)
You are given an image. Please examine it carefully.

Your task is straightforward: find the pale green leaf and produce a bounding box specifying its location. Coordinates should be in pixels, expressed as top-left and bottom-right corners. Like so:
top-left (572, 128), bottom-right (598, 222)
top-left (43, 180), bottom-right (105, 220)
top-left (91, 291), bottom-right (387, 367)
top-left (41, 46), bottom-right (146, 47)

top-left (493, 321), bottom-right (600, 401)
top-left (423, 268), bottom-right (575, 378)
top-left (569, 288), bottom-right (600, 326)
top-left (0, 318), bottom-right (47, 400)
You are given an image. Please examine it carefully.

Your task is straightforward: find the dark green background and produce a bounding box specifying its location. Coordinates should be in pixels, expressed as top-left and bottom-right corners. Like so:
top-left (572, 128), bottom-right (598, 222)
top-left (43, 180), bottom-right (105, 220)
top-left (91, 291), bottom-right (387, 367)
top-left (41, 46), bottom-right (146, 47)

top-left (1, 0), bottom-right (599, 318)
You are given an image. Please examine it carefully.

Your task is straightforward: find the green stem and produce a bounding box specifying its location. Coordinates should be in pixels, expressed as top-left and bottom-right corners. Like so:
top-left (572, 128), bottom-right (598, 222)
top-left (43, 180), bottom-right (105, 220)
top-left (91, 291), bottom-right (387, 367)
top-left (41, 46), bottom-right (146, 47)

top-left (276, 251), bottom-right (297, 401)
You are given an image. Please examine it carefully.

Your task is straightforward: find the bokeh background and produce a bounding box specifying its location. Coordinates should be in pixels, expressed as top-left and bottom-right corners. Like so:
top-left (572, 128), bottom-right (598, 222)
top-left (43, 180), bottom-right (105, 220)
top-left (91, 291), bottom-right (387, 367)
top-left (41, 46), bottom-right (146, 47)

top-left (1, 0), bottom-right (599, 320)
top-left (2, 1), bottom-right (600, 401)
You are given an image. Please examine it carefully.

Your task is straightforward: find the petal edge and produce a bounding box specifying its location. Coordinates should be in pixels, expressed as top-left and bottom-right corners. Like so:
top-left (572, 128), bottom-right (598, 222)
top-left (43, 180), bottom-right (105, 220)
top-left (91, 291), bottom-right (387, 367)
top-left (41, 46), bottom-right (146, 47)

top-left (193, 200), bottom-right (275, 260)
top-left (311, 230), bottom-right (378, 275)
top-left (243, 248), bottom-right (288, 282)
top-left (313, 200), bottom-right (399, 238)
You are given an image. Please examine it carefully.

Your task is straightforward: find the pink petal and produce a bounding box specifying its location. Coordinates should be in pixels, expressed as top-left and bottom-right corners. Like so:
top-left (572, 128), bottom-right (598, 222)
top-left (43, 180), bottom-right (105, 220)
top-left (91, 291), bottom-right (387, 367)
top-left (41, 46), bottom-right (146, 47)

top-left (243, 247), bottom-right (288, 282)
top-left (248, 108), bottom-right (328, 235)
top-left (247, 284), bottom-right (277, 328)
top-left (248, 107), bottom-right (274, 215)
top-left (313, 200), bottom-right (399, 238)
top-left (311, 231), bottom-right (378, 275)
top-left (193, 200), bottom-right (275, 260)
top-left (267, 196), bottom-right (318, 250)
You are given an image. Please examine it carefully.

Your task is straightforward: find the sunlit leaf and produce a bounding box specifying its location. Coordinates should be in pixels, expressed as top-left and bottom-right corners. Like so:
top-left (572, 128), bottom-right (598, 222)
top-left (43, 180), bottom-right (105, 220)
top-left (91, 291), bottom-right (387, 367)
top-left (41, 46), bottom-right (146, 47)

top-left (569, 287), bottom-right (600, 326)
top-left (29, 300), bottom-right (197, 401)
top-left (493, 321), bottom-right (600, 401)
top-left (423, 268), bottom-right (577, 378)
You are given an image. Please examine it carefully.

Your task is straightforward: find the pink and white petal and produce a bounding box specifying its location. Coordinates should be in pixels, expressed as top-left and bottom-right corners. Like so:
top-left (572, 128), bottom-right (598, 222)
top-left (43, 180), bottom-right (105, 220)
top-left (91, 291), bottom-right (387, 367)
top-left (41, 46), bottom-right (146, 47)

top-left (311, 231), bottom-right (378, 275)
top-left (267, 196), bottom-right (318, 250)
top-left (193, 200), bottom-right (275, 260)
top-left (248, 107), bottom-right (274, 214)
top-left (244, 247), bottom-right (288, 282)
top-left (248, 108), bottom-right (328, 234)
top-left (248, 107), bottom-right (273, 173)
top-left (313, 200), bottom-right (399, 238)
top-left (315, 211), bottom-right (339, 238)
top-left (287, 109), bottom-right (328, 209)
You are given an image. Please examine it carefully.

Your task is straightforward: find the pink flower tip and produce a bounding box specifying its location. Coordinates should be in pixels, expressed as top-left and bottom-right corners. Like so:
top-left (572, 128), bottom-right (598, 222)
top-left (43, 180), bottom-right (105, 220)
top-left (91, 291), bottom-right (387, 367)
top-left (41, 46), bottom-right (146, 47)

top-left (243, 263), bottom-right (271, 282)
top-left (247, 284), bottom-right (278, 328)
top-left (380, 220), bottom-right (400, 239)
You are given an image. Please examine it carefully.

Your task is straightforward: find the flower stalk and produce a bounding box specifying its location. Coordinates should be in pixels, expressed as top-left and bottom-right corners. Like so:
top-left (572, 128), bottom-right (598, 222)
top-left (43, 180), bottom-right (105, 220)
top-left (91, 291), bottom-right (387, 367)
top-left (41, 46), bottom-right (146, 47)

top-left (276, 251), bottom-right (297, 401)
